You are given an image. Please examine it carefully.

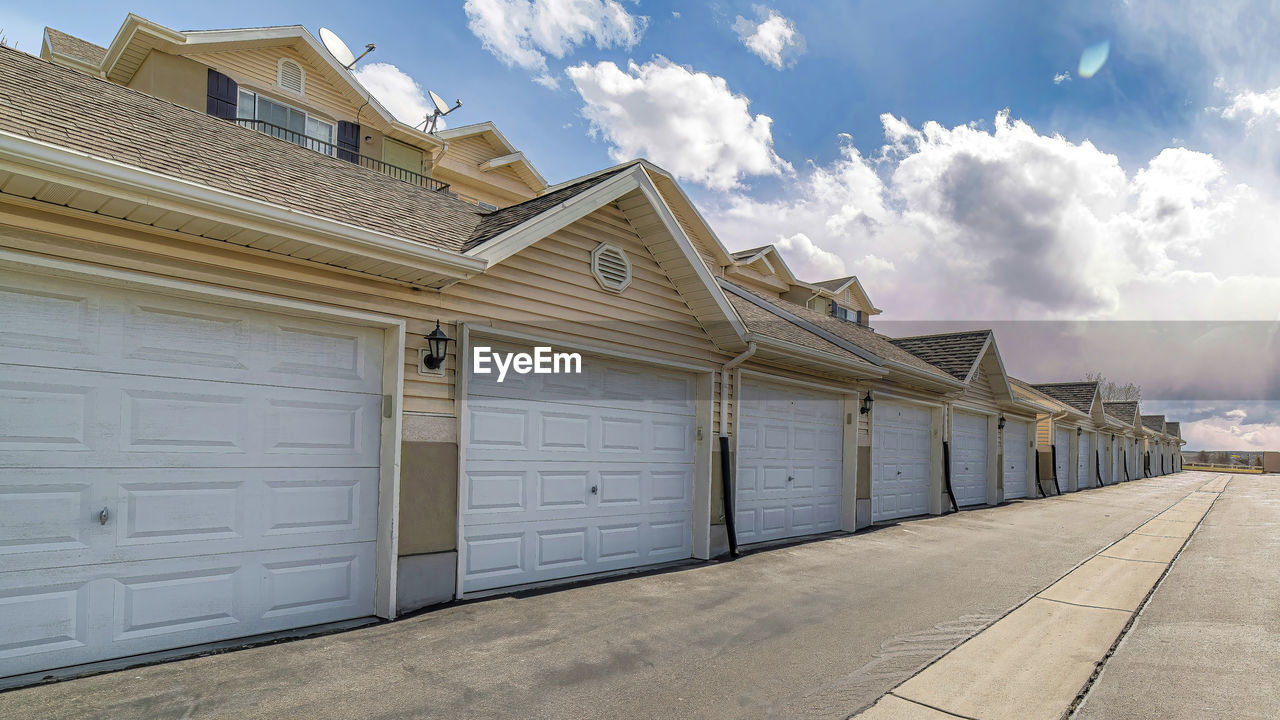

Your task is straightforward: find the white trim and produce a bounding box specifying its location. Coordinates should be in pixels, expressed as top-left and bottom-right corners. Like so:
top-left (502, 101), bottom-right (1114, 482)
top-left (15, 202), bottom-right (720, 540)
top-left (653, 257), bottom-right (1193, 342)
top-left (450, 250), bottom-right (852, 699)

top-left (464, 166), bottom-right (746, 341)
top-left (0, 248), bottom-right (404, 620)
top-left (739, 368), bottom-right (858, 397)
top-left (467, 324), bottom-right (719, 373)
top-left (454, 323), bottom-right (472, 600)
top-left (0, 131), bottom-right (485, 282)
top-left (951, 402), bottom-right (999, 417)
top-left (872, 389), bottom-right (947, 409)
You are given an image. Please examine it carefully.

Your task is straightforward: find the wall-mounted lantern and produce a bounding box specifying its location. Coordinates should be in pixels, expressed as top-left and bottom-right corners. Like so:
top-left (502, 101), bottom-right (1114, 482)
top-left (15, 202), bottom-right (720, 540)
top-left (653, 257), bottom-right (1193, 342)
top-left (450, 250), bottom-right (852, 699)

top-left (418, 320), bottom-right (453, 374)
top-left (859, 391), bottom-right (874, 415)
top-left (997, 414), bottom-right (1006, 430)
top-left (1077, 427), bottom-right (1083, 437)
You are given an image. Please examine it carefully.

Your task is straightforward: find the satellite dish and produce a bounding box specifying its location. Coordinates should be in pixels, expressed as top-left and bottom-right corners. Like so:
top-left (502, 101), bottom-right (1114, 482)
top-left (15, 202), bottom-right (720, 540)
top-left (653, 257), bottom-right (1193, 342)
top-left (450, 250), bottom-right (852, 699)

top-left (319, 28), bottom-right (356, 68)
top-left (428, 90), bottom-right (453, 115)
top-left (421, 90), bottom-right (463, 133)
top-left (320, 27), bottom-right (376, 69)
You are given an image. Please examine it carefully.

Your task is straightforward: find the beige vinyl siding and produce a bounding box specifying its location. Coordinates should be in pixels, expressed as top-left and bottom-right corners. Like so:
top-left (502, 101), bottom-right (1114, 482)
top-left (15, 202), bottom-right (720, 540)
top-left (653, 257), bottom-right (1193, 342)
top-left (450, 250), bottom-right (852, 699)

top-left (959, 365), bottom-right (998, 410)
top-left (0, 199), bottom-right (723, 418)
top-left (436, 136), bottom-right (540, 205)
top-left (187, 47), bottom-right (358, 126)
top-left (1036, 419), bottom-right (1052, 447)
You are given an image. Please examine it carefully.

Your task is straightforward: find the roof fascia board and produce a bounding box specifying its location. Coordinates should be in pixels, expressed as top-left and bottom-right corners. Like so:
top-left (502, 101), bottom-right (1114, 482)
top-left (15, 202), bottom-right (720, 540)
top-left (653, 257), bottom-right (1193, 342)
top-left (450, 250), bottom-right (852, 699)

top-left (747, 334), bottom-right (888, 380)
top-left (463, 165), bottom-right (747, 339)
top-left (0, 130), bottom-right (484, 279)
top-left (719, 280), bottom-right (884, 367)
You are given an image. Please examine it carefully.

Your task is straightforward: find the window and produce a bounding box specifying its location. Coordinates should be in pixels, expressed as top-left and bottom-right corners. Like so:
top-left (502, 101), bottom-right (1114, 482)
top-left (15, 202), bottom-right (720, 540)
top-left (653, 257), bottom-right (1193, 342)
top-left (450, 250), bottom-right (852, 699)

top-left (830, 302), bottom-right (865, 326)
top-left (277, 58), bottom-right (305, 94)
top-left (236, 90), bottom-right (334, 155)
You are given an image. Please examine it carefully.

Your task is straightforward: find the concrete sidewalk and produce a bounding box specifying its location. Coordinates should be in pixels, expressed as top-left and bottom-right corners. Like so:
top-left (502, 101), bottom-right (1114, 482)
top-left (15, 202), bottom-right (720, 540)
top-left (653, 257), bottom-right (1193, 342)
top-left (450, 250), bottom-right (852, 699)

top-left (1073, 474), bottom-right (1280, 720)
top-left (853, 474), bottom-right (1225, 720)
top-left (0, 473), bottom-right (1210, 720)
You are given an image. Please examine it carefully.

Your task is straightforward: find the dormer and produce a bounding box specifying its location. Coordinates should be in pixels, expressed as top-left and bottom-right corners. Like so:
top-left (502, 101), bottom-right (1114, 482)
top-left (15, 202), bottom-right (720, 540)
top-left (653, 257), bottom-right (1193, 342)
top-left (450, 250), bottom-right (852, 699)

top-left (41, 16), bottom-right (452, 195)
top-left (781, 276), bottom-right (881, 328)
top-left (432, 123), bottom-right (548, 208)
top-left (723, 245), bottom-right (799, 296)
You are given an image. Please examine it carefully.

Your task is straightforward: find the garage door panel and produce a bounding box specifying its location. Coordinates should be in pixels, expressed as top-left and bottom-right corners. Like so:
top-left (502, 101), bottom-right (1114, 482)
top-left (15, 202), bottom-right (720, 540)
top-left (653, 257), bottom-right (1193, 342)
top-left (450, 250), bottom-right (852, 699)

top-left (0, 366), bottom-right (381, 468)
top-left (1002, 420), bottom-right (1029, 499)
top-left (872, 401), bottom-right (932, 521)
top-left (0, 274), bottom-right (383, 395)
top-left (0, 542), bottom-right (375, 677)
top-left (735, 379), bottom-right (843, 543)
top-left (951, 412), bottom-right (988, 507)
top-left (0, 468), bottom-right (378, 574)
top-left (463, 462), bottom-right (692, 527)
top-left (465, 398), bottom-right (693, 463)
top-left (461, 515), bottom-right (691, 592)
top-left (1055, 429), bottom-right (1071, 492)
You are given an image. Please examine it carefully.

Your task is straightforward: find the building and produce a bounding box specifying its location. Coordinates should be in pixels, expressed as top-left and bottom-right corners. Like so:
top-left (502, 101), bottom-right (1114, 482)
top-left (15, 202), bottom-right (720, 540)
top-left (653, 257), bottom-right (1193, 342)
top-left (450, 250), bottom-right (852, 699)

top-left (0, 14), bottom-right (1189, 683)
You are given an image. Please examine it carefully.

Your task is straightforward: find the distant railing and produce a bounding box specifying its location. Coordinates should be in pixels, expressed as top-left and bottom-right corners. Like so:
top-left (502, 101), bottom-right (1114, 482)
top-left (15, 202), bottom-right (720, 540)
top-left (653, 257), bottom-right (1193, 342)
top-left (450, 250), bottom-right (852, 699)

top-left (1181, 460), bottom-right (1263, 473)
top-left (233, 119), bottom-right (450, 192)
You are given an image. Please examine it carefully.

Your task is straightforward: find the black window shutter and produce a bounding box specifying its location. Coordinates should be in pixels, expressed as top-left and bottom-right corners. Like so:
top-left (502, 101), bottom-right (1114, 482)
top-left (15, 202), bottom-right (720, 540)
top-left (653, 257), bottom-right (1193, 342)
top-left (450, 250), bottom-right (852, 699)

top-left (337, 121), bottom-right (360, 163)
top-left (206, 69), bottom-right (238, 120)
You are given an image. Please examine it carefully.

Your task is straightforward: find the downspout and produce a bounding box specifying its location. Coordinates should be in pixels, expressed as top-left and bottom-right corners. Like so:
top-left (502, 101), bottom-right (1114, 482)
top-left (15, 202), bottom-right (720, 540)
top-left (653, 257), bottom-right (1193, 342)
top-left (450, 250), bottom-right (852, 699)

top-left (1046, 411), bottom-right (1067, 495)
top-left (718, 342), bottom-right (756, 558)
top-left (942, 440), bottom-right (958, 512)
top-left (1123, 447), bottom-right (1131, 482)
top-left (1095, 448), bottom-right (1103, 488)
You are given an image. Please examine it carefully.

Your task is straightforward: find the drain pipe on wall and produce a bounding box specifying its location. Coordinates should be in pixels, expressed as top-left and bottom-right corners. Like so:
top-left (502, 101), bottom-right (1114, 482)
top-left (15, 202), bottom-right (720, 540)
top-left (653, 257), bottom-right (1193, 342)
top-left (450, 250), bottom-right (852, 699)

top-left (1123, 449), bottom-right (1131, 482)
top-left (719, 342), bottom-right (756, 558)
top-left (942, 440), bottom-right (958, 512)
top-left (1095, 450), bottom-right (1103, 488)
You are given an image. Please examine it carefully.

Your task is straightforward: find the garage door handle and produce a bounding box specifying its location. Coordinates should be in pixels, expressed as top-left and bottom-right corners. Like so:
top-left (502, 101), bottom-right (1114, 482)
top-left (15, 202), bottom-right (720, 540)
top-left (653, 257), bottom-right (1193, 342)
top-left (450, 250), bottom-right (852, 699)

top-left (98, 506), bottom-right (109, 526)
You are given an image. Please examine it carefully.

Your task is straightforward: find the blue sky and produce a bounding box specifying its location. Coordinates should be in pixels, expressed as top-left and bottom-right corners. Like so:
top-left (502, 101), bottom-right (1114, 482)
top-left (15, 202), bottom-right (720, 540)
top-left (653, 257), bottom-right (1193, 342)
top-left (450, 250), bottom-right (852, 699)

top-left (5, 0), bottom-right (1280, 450)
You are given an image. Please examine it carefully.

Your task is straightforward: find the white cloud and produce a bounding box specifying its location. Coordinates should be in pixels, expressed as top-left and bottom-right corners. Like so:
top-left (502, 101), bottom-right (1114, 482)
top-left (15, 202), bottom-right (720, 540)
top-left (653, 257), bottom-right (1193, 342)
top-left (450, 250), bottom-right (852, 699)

top-left (1182, 412), bottom-right (1280, 450)
top-left (1053, 71), bottom-right (1072, 85)
top-left (566, 57), bottom-right (792, 190)
top-left (353, 63), bottom-right (440, 129)
top-left (463, 0), bottom-right (647, 87)
top-left (707, 112), bottom-right (1266, 321)
top-left (1221, 85), bottom-right (1280, 127)
top-left (733, 7), bottom-right (806, 70)
top-left (776, 233), bottom-right (846, 278)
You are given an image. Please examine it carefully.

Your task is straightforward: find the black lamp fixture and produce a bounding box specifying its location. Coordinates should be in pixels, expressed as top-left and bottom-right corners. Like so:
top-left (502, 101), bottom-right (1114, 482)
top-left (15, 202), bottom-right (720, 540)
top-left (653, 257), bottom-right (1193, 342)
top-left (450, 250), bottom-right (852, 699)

top-left (422, 320), bottom-right (453, 371)
top-left (997, 414), bottom-right (1006, 430)
top-left (859, 390), bottom-right (874, 415)
top-left (1077, 427), bottom-right (1083, 437)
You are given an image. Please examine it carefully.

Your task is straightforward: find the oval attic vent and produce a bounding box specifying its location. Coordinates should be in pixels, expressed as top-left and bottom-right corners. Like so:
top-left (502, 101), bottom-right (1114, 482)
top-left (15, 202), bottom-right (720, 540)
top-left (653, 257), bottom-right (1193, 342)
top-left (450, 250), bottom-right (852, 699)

top-left (591, 243), bottom-right (632, 293)
top-left (277, 59), bottom-right (305, 94)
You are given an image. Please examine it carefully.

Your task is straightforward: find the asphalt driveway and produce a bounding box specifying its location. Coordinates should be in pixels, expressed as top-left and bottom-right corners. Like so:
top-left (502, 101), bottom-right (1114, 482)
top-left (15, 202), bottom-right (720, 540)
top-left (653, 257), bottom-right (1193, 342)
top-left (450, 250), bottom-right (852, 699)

top-left (0, 473), bottom-right (1211, 720)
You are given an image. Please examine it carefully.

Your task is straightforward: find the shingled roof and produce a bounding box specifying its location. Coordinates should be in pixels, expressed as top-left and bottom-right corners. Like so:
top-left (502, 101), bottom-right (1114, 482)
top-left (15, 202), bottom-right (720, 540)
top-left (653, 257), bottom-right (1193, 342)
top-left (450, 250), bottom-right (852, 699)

top-left (1165, 421), bottom-right (1181, 438)
top-left (723, 282), bottom-right (957, 383)
top-left (1103, 401), bottom-right (1139, 424)
top-left (1141, 414), bottom-right (1166, 432)
top-left (44, 28), bottom-right (108, 65)
top-left (1030, 382), bottom-right (1098, 414)
top-left (810, 276), bottom-right (856, 292)
top-left (0, 46), bottom-right (627, 259)
top-left (465, 168), bottom-right (628, 249)
top-left (889, 331), bottom-right (991, 381)
top-left (724, 292), bottom-right (869, 364)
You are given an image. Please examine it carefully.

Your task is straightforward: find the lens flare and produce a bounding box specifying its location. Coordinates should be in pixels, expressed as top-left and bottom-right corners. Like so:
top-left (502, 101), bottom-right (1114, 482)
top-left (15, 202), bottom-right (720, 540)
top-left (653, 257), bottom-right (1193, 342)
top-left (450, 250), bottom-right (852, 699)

top-left (1078, 40), bottom-right (1110, 78)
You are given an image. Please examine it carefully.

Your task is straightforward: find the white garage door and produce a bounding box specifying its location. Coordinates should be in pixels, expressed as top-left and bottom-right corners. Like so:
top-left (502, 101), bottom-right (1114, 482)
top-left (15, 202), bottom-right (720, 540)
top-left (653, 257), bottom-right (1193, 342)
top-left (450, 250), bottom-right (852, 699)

top-left (1054, 428), bottom-right (1071, 493)
top-left (951, 412), bottom-right (988, 507)
top-left (872, 401), bottom-right (932, 521)
top-left (1002, 420), bottom-right (1029, 500)
top-left (461, 344), bottom-right (694, 593)
top-left (0, 270), bottom-right (383, 679)
top-left (1077, 433), bottom-right (1093, 489)
top-left (735, 379), bottom-right (843, 544)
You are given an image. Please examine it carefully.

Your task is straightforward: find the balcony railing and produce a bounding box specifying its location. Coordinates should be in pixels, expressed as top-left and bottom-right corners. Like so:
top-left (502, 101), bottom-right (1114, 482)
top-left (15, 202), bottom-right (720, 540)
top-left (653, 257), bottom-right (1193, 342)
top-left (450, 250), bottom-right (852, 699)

top-left (233, 118), bottom-right (450, 193)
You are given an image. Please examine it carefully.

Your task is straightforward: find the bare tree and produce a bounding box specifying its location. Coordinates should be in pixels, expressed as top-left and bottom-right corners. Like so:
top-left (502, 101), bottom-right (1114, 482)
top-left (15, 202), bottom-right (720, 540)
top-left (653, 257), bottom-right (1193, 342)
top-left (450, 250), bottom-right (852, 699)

top-left (1083, 372), bottom-right (1141, 402)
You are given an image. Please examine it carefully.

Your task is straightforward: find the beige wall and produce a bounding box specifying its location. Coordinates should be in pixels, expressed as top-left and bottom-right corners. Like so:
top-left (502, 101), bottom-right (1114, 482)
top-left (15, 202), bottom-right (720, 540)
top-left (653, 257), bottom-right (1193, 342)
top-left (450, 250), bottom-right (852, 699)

top-left (128, 51), bottom-right (208, 112)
